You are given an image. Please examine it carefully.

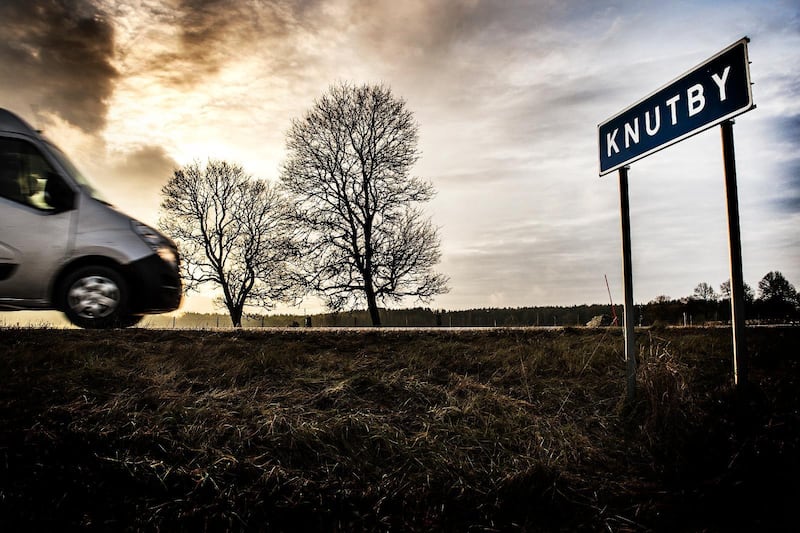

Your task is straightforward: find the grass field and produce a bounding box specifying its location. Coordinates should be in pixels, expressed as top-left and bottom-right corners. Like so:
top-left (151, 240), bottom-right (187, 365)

top-left (1, 326), bottom-right (798, 531)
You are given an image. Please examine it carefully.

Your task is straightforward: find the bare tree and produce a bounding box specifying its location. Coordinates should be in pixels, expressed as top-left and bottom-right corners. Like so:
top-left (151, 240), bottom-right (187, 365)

top-left (692, 282), bottom-right (718, 301)
top-left (160, 160), bottom-right (298, 327)
top-left (280, 83), bottom-right (448, 326)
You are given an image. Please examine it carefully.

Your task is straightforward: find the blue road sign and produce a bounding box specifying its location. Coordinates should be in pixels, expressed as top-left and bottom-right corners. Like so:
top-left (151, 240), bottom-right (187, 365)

top-left (598, 38), bottom-right (754, 175)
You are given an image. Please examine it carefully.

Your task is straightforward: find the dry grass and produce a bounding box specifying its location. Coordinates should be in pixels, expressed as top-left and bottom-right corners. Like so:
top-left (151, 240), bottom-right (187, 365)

top-left (1, 327), bottom-right (798, 531)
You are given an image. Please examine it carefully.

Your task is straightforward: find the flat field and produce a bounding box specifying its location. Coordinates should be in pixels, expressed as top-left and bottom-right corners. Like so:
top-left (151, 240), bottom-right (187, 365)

top-left (1, 326), bottom-right (798, 531)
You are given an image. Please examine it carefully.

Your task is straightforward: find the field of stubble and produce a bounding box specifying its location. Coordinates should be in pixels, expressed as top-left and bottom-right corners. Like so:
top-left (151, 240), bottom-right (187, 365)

top-left (1, 326), bottom-right (798, 531)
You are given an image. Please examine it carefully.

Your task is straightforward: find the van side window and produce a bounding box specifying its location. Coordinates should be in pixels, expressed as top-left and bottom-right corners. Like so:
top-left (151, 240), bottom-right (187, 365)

top-left (0, 137), bottom-right (71, 211)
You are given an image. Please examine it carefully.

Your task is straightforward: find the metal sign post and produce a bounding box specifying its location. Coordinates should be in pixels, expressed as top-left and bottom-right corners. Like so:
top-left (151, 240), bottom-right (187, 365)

top-left (618, 166), bottom-right (636, 401)
top-left (721, 120), bottom-right (748, 386)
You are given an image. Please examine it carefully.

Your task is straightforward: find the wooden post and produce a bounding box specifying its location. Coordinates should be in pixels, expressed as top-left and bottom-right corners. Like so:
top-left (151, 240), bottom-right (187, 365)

top-left (721, 120), bottom-right (748, 387)
top-left (619, 166), bottom-right (636, 402)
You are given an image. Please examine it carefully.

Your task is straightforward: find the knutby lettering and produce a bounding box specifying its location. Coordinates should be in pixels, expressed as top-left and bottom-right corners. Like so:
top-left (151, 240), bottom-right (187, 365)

top-left (605, 66), bottom-right (731, 158)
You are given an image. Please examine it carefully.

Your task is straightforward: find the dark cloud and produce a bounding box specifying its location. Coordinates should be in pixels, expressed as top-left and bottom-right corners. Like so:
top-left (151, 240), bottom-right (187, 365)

top-left (109, 145), bottom-right (178, 187)
top-left (85, 144), bottom-right (179, 224)
top-left (168, 0), bottom-right (259, 80)
top-left (760, 114), bottom-right (800, 214)
top-left (0, 0), bottom-right (118, 132)
top-left (774, 158), bottom-right (800, 214)
top-left (0, 0), bottom-right (321, 130)
top-left (143, 0), bottom-right (314, 86)
top-left (773, 114), bottom-right (800, 145)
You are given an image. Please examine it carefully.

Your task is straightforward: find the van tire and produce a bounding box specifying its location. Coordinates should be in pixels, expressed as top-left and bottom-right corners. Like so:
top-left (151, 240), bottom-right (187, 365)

top-left (59, 265), bottom-right (135, 329)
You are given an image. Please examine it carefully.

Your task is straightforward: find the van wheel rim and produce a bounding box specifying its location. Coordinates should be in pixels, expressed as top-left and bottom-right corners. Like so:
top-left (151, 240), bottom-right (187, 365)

top-left (67, 275), bottom-right (120, 318)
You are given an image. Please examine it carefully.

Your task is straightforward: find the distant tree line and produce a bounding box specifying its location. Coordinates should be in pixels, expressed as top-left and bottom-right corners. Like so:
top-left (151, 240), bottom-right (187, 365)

top-left (143, 270), bottom-right (798, 329)
top-left (143, 306), bottom-right (614, 329)
top-left (645, 270), bottom-right (799, 326)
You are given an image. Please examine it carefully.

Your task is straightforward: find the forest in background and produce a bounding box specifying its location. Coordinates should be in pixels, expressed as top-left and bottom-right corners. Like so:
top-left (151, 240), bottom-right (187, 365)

top-left (138, 298), bottom-right (798, 330)
top-left (133, 270), bottom-right (798, 329)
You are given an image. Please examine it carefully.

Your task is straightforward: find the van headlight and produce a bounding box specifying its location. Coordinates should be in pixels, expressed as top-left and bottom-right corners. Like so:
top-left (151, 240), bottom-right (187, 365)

top-left (156, 246), bottom-right (178, 268)
top-left (132, 221), bottom-right (179, 269)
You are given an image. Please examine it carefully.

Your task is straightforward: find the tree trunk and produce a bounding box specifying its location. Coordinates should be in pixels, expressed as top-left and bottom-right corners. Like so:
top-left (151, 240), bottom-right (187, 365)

top-left (364, 283), bottom-right (381, 326)
top-left (229, 305), bottom-right (243, 328)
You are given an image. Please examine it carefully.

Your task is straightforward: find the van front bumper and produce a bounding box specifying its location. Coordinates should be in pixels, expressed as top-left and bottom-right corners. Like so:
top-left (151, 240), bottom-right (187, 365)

top-left (123, 253), bottom-right (183, 313)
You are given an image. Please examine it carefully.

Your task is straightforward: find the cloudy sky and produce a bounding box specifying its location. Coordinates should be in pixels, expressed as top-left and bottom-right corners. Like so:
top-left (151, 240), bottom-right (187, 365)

top-left (1, 0), bottom-right (798, 315)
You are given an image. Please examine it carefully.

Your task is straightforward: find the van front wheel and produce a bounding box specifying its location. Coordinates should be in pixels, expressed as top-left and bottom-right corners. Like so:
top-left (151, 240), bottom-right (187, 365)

top-left (60, 265), bottom-right (136, 329)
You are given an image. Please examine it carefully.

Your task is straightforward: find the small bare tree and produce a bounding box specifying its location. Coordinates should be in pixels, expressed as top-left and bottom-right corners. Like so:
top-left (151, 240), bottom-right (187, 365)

top-left (692, 282), bottom-right (718, 301)
top-left (160, 160), bottom-right (298, 327)
top-left (280, 82), bottom-right (448, 326)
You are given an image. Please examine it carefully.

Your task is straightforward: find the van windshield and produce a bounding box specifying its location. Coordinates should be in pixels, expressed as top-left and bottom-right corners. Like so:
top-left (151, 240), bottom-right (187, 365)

top-left (44, 141), bottom-right (110, 204)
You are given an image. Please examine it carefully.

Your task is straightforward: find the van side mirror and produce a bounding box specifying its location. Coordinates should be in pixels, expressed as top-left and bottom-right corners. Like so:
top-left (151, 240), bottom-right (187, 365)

top-left (44, 173), bottom-right (76, 212)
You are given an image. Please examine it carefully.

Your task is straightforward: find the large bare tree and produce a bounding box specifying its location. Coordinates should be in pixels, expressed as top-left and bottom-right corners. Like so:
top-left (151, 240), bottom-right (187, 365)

top-left (160, 160), bottom-right (298, 327)
top-left (280, 83), bottom-right (448, 326)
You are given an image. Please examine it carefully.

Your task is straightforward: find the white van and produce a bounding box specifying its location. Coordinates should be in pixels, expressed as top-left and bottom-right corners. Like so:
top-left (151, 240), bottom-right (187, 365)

top-left (0, 108), bottom-right (182, 328)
